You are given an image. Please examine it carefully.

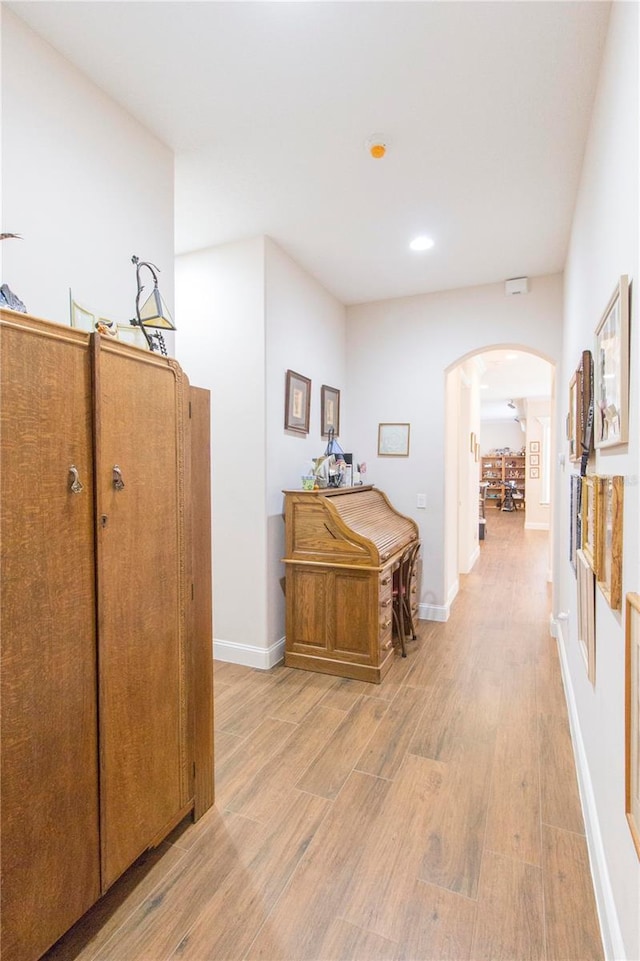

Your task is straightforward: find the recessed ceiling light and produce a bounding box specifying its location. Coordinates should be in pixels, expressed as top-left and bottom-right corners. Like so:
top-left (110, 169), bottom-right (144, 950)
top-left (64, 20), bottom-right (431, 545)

top-left (506, 352), bottom-right (518, 361)
top-left (409, 236), bottom-right (434, 252)
top-left (480, 384), bottom-right (489, 390)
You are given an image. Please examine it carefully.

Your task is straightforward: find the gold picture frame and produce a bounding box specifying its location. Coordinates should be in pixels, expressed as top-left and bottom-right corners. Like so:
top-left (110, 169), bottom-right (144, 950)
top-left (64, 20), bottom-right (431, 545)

top-left (577, 549), bottom-right (596, 686)
top-left (596, 475), bottom-right (624, 610)
top-left (595, 276), bottom-right (629, 449)
top-left (581, 475), bottom-right (599, 574)
top-left (378, 423), bottom-right (410, 457)
top-left (625, 593), bottom-right (640, 858)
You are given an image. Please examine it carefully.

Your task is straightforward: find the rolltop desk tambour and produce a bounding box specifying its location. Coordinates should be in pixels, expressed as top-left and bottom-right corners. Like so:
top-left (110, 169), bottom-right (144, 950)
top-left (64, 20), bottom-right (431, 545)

top-left (282, 485), bottom-right (420, 683)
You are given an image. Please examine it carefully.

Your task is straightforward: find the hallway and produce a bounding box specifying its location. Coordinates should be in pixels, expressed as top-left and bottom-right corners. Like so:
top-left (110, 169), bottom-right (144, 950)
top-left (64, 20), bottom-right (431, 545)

top-left (44, 511), bottom-right (603, 961)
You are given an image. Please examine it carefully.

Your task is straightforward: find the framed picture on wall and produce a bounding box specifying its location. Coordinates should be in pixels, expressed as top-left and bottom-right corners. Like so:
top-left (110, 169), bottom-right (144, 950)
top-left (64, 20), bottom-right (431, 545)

top-left (625, 592), bottom-right (640, 858)
top-left (577, 549), bottom-right (596, 686)
top-left (581, 475), bottom-right (599, 574)
top-left (321, 385), bottom-right (340, 437)
top-left (530, 441), bottom-right (540, 453)
top-left (595, 275), bottom-right (629, 449)
top-left (284, 369), bottom-right (311, 434)
top-left (530, 454), bottom-right (540, 467)
top-left (577, 349), bottom-right (594, 459)
top-left (378, 423), bottom-right (410, 457)
top-left (568, 372), bottom-right (579, 461)
top-left (530, 467), bottom-right (540, 479)
top-left (596, 475), bottom-right (624, 610)
top-left (569, 474), bottom-right (582, 575)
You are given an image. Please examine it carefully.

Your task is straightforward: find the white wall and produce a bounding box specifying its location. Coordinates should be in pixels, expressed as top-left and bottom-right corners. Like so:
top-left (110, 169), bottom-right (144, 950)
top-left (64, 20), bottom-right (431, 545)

top-left (479, 420), bottom-right (524, 454)
top-left (1, 9), bottom-right (174, 326)
top-left (175, 239), bottom-right (267, 664)
top-left (347, 274), bottom-right (563, 618)
top-left (265, 238), bottom-right (347, 652)
top-left (175, 237), bottom-right (346, 668)
top-left (555, 4), bottom-right (640, 958)
top-left (524, 398), bottom-right (551, 531)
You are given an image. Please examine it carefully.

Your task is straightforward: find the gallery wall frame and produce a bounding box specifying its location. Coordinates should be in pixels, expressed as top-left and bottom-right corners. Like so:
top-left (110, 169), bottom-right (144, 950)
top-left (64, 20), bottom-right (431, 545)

top-left (581, 475), bottom-right (599, 574)
top-left (530, 441), bottom-right (540, 453)
top-left (569, 474), bottom-right (582, 575)
top-left (625, 592), bottom-right (640, 858)
top-left (596, 475), bottom-right (624, 611)
top-left (378, 423), bottom-right (410, 457)
top-left (568, 372), bottom-right (579, 462)
top-left (284, 369), bottom-right (311, 434)
top-left (321, 385), bottom-right (340, 438)
top-left (577, 549), bottom-right (596, 686)
top-left (577, 349), bottom-right (594, 460)
top-left (595, 275), bottom-right (629, 450)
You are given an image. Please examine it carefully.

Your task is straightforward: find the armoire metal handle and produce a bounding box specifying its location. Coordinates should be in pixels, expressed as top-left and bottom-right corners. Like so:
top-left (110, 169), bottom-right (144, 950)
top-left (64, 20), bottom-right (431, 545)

top-left (69, 465), bottom-right (84, 494)
top-left (112, 466), bottom-right (125, 491)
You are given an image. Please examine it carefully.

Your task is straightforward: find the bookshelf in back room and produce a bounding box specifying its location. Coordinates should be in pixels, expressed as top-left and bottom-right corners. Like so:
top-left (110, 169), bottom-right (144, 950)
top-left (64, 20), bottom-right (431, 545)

top-left (480, 450), bottom-right (526, 508)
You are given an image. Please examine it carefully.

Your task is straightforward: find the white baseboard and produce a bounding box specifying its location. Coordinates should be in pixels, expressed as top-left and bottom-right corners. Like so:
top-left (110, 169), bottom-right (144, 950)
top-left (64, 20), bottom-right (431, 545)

top-left (524, 521), bottom-right (550, 531)
top-left (213, 636), bottom-right (285, 670)
top-left (419, 579), bottom-right (458, 622)
top-left (552, 616), bottom-right (625, 961)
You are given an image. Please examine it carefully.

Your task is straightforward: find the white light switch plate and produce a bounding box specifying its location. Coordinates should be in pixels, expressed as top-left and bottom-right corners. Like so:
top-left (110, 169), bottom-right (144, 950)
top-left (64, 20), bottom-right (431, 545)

top-left (416, 493), bottom-right (427, 508)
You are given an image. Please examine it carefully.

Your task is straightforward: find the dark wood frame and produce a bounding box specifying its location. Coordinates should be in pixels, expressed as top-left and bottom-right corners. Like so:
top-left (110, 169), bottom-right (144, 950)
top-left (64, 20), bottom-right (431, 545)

top-left (576, 349), bottom-right (594, 459)
top-left (569, 474), bottom-right (582, 575)
top-left (595, 276), bottom-right (630, 449)
top-left (625, 592), bottom-right (640, 858)
top-left (284, 369), bottom-right (311, 434)
top-left (321, 384), bottom-right (340, 438)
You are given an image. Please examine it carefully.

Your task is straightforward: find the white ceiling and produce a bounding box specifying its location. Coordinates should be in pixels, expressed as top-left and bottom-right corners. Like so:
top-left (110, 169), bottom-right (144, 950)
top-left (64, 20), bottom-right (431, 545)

top-left (477, 349), bottom-right (553, 421)
top-left (8, 1), bottom-right (610, 306)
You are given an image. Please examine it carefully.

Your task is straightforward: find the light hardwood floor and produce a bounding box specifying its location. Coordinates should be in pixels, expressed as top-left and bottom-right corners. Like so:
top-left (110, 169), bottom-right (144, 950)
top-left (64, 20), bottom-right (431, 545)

top-left (44, 509), bottom-right (603, 961)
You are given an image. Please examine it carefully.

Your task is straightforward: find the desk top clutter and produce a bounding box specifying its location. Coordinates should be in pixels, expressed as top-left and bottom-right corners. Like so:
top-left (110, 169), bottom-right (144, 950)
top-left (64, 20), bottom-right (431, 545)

top-left (302, 428), bottom-right (367, 490)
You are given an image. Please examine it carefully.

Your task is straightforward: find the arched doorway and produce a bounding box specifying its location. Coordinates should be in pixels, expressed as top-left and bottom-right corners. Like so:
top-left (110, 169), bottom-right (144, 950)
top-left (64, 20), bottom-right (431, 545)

top-left (444, 345), bottom-right (556, 608)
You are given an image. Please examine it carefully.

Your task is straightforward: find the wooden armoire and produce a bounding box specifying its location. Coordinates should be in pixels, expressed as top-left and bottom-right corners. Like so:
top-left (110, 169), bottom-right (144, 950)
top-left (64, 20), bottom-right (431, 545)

top-left (0, 309), bottom-right (214, 961)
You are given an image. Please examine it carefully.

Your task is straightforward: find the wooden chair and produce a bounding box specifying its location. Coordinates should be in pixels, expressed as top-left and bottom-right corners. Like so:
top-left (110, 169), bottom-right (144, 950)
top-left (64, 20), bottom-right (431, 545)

top-left (392, 541), bottom-right (420, 657)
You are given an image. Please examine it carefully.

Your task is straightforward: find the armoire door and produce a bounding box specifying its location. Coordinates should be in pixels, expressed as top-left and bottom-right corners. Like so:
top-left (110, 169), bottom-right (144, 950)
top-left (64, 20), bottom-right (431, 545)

top-left (94, 338), bottom-right (191, 890)
top-left (0, 313), bottom-right (100, 961)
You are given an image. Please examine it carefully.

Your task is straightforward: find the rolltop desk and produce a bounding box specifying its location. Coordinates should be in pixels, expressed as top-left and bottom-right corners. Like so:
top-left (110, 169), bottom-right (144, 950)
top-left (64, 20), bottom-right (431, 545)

top-left (282, 485), bottom-right (420, 683)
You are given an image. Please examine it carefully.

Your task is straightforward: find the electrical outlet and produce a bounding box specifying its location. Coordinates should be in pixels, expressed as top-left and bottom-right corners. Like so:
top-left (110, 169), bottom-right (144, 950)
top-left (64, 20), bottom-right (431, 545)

top-left (416, 493), bottom-right (427, 509)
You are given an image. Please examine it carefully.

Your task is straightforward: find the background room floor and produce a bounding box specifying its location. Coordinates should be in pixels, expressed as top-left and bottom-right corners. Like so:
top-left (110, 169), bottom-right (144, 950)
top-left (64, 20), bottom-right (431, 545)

top-left (44, 509), bottom-right (602, 961)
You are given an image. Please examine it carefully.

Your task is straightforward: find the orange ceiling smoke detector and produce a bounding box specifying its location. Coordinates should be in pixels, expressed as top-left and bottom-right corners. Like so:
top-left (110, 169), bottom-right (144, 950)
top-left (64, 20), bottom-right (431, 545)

top-left (366, 134), bottom-right (388, 159)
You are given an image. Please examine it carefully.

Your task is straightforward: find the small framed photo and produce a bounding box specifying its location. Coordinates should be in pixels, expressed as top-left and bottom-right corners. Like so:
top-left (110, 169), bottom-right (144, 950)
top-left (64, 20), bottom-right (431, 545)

top-left (577, 549), bottom-right (596, 686)
top-left (117, 325), bottom-right (148, 349)
top-left (70, 298), bottom-right (96, 333)
top-left (321, 385), bottom-right (340, 438)
top-left (625, 592), bottom-right (640, 858)
top-left (284, 369), bottom-right (311, 434)
top-left (595, 275), bottom-right (629, 449)
top-left (470, 431), bottom-right (476, 455)
top-left (530, 454), bottom-right (540, 467)
top-left (596, 475), bottom-right (624, 610)
top-left (474, 441), bottom-right (480, 463)
top-left (581, 475), bottom-right (599, 573)
top-left (529, 467), bottom-right (540, 479)
top-left (378, 423), bottom-right (410, 457)
top-left (530, 441), bottom-right (540, 453)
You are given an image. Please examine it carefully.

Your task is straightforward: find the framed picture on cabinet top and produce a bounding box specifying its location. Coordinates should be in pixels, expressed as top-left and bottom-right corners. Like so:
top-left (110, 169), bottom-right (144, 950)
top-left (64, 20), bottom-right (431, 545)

top-left (70, 298), bottom-right (96, 333)
top-left (284, 369), bottom-right (311, 434)
top-left (117, 325), bottom-right (148, 350)
top-left (576, 549), bottom-right (596, 686)
top-left (625, 592), bottom-right (640, 858)
top-left (378, 423), bottom-right (410, 457)
top-left (320, 385), bottom-right (340, 438)
top-left (596, 475), bottom-right (624, 611)
top-left (595, 275), bottom-right (629, 449)
top-left (581, 475), bottom-right (598, 574)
